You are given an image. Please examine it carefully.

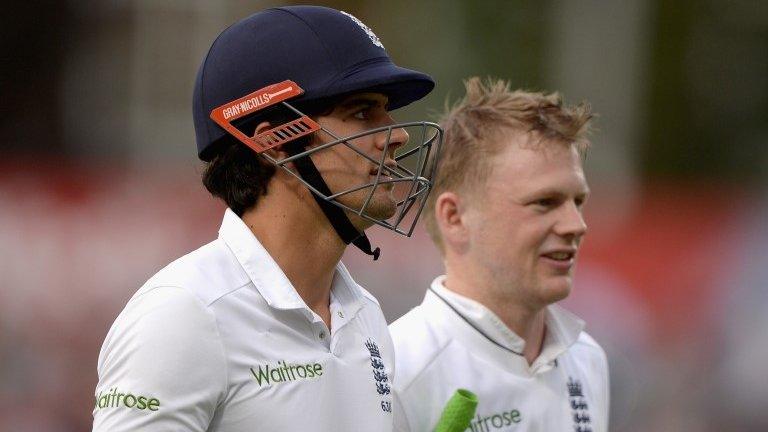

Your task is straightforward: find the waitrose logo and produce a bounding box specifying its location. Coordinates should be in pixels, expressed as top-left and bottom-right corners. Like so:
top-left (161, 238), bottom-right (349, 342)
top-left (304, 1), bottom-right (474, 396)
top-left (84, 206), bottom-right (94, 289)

top-left (250, 360), bottom-right (323, 387)
top-left (95, 387), bottom-right (160, 411)
top-left (468, 409), bottom-right (522, 432)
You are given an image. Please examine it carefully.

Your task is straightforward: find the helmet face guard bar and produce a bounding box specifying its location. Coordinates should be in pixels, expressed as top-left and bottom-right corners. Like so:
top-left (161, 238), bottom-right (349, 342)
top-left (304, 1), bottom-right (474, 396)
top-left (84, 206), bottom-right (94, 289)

top-left (276, 119), bottom-right (442, 236)
top-left (210, 80), bottom-right (443, 238)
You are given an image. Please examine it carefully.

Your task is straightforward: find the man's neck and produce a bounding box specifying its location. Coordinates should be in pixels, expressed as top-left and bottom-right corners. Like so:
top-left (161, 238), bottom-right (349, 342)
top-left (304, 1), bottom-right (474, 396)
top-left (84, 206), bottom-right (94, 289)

top-left (443, 263), bottom-right (547, 365)
top-left (241, 176), bottom-right (346, 328)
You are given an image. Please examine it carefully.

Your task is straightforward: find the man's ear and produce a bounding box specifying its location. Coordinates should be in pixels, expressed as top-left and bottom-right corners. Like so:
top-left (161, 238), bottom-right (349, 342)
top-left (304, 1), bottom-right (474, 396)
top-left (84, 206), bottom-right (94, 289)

top-left (435, 191), bottom-right (471, 251)
top-left (254, 121), bottom-right (272, 135)
top-left (253, 121), bottom-right (288, 160)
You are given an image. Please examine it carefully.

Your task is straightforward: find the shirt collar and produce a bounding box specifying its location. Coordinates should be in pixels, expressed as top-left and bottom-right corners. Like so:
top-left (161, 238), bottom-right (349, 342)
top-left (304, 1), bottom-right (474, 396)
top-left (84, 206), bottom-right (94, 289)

top-left (430, 276), bottom-right (526, 354)
top-left (426, 275), bottom-right (585, 372)
top-left (537, 303), bottom-right (586, 369)
top-left (218, 208), bottom-right (365, 317)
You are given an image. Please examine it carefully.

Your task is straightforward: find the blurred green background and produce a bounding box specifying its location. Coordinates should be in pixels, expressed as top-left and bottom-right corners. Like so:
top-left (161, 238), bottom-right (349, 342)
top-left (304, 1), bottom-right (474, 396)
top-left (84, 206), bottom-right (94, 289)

top-left (1, 1), bottom-right (767, 431)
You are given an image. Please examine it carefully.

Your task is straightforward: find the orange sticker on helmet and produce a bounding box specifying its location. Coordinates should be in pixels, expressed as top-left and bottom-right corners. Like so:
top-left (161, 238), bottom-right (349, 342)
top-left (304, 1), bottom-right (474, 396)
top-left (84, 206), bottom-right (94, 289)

top-left (209, 80), bottom-right (316, 153)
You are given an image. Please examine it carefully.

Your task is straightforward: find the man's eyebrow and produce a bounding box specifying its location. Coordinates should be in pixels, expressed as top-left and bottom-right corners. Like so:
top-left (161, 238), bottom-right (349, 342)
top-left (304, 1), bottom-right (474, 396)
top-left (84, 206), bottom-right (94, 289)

top-left (337, 97), bottom-right (386, 110)
top-left (523, 187), bottom-right (591, 199)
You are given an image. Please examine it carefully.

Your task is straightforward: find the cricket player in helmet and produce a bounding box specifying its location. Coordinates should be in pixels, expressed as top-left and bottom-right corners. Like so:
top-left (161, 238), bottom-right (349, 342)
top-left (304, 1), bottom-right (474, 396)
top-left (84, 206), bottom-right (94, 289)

top-left (93, 6), bottom-right (441, 431)
top-left (195, 6), bottom-right (441, 259)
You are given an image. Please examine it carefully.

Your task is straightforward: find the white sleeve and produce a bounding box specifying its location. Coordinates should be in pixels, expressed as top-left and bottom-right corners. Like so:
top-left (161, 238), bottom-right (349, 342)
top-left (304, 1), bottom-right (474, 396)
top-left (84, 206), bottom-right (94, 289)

top-left (93, 286), bottom-right (227, 432)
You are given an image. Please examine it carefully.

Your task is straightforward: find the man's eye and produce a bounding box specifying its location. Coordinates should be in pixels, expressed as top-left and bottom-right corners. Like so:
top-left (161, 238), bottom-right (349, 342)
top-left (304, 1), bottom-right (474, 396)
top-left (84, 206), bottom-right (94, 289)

top-left (535, 198), bottom-right (556, 207)
top-left (353, 109), bottom-right (369, 120)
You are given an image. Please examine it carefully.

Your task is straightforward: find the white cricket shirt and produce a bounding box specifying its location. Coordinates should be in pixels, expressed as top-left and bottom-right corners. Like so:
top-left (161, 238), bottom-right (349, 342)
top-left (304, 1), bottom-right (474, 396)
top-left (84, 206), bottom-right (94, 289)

top-left (390, 276), bottom-right (609, 432)
top-left (93, 209), bottom-right (395, 431)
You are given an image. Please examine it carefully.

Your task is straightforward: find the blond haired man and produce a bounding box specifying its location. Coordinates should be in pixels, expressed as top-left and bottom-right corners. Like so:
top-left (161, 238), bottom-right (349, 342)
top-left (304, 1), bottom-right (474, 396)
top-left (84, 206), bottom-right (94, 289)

top-left (391, 78), bottom-right (609, 432)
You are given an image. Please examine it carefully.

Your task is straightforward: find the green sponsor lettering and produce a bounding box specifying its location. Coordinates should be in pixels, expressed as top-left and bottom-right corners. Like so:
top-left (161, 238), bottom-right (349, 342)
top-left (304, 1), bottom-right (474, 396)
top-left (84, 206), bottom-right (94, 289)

top-left (250, 361), bottom-right (323, 387)
top-left (468, 408), bottom-right (522, 431)
top-left (97, 392), bottom-right (109, 409)
top-left (93, 387), bottom-right (160, 412)
top-left (124, 394), bottom-right (137, 408)
top-left (147, 398), bottom-right (160, 411)
top-left (251, 365), bottom-right (271, 386)
top-left (296, 365), bottom-right (307, 378)
top-left (502, 412), bottom-right (512, 425)
top-left (270, 367), bottom-right (283, 382)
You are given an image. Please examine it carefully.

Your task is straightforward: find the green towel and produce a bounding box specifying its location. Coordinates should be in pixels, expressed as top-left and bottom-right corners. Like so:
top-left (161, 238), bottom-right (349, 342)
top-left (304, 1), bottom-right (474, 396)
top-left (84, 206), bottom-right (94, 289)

top-left (434, 389), bottom-right (478, 432)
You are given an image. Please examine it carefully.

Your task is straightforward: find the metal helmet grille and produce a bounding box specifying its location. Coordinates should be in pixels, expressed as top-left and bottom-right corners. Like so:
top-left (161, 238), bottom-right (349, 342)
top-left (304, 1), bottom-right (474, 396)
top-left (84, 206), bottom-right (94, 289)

top-left (263, 101), bottom-right (443, 237)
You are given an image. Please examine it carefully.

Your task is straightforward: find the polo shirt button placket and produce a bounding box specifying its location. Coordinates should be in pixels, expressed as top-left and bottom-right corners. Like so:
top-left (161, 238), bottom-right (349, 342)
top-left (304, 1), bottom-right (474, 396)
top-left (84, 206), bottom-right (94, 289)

top-left (317, 328), bottom-right (333, 352)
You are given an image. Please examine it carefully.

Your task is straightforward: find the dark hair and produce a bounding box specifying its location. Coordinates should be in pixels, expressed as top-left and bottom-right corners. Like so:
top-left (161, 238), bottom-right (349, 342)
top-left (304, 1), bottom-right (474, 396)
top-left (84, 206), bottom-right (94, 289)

top-left (202, 102), bottom-right (332, 216)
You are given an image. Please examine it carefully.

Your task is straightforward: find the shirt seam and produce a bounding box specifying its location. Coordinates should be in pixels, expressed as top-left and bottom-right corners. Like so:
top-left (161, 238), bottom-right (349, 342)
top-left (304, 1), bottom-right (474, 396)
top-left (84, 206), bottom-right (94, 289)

top-left (144, 285), bottom-right (230, 408)
top-left (208, 279), bottom-right (252, 306)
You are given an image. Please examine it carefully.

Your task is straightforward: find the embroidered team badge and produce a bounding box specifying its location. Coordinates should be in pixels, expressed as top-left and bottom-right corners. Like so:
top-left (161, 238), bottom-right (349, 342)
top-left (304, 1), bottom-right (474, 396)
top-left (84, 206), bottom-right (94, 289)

top-left (365, 338), bottom-right (392, 413)
top-left (567, 377), bottom-right (593, 432)
top-left (341, 11), bottom-right (384, 49)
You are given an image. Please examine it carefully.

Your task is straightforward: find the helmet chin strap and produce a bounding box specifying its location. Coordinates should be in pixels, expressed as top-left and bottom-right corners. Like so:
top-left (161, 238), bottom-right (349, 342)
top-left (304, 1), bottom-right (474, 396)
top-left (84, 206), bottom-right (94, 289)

top-left (288, 147), bottom-right (381, 261)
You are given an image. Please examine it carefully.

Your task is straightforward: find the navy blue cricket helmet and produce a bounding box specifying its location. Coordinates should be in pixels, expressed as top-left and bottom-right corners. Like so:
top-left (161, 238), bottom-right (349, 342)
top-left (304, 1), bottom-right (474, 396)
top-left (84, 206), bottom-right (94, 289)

top-left (193, 5), bottom-right (435, 161)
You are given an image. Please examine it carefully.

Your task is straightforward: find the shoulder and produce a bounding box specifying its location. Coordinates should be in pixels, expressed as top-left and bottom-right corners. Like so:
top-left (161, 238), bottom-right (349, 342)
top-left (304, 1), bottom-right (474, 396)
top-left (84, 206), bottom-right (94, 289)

top-left (98, 239), bottom-right (248, 379)
top-left (572, 331), bottom-right (607, 361)
top-left (94, 285), bottom-right (228, 431)
top-left (569, 331), bottom-right (609, 379)
top-left (389, 305), bottom-right (451, 391)
top-left (99, 285), bottom-right (225, 372)
top-left (95, 283), bottom-right (228, 414)
top-left (145, 238), bottom-right (251, 306)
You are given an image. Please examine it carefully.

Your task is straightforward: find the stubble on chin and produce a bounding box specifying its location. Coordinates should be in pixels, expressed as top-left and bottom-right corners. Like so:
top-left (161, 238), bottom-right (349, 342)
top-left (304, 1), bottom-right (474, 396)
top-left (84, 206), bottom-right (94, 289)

top-left (341, 187), bottom-right (398, 219)
top-left (361, 198), bottom-right (397, 220)
top-left (329, 196), bottom-right (397, 234)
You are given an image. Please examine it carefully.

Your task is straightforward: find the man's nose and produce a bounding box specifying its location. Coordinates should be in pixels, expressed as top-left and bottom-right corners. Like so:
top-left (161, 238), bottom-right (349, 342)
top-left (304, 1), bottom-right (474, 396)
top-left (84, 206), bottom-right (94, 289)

top-left (555, 201), bottom-right (588, 239)
top-left (376, 115), bottom-right (409, 154)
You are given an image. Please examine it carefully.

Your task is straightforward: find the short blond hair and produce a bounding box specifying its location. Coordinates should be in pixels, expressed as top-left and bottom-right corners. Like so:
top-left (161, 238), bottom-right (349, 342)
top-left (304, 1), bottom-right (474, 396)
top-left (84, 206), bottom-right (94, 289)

top-left (425, 77), bottom-right (593, 252)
